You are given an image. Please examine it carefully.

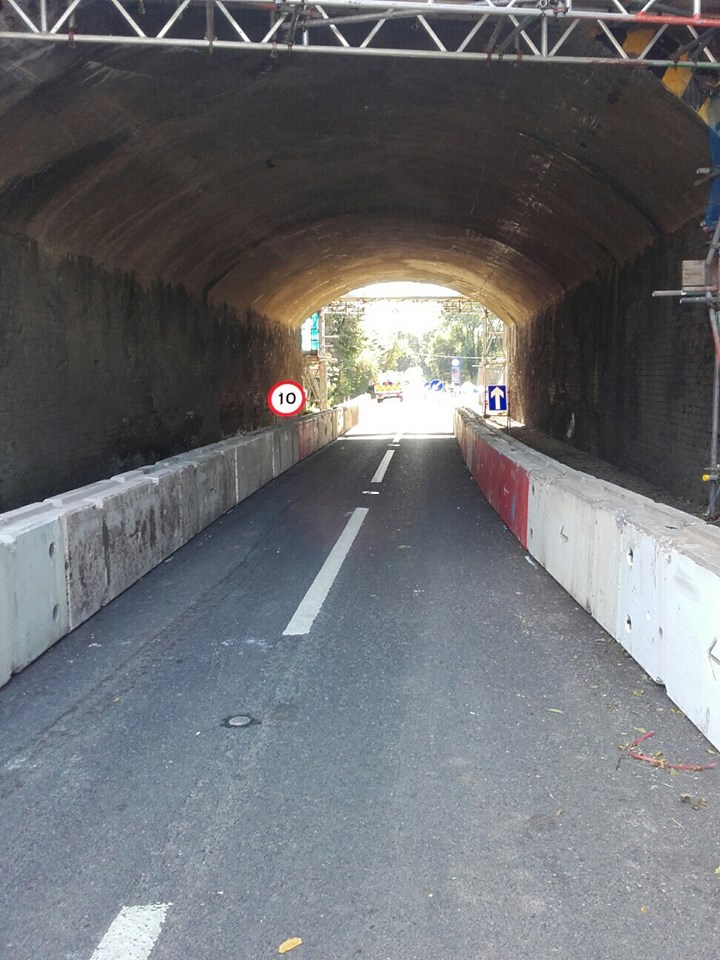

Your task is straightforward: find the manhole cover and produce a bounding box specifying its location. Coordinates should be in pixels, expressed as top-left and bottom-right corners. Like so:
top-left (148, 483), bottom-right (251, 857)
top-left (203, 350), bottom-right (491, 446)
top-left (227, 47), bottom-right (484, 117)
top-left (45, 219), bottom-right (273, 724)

top-left (222, 715), bottom-right (258, 728)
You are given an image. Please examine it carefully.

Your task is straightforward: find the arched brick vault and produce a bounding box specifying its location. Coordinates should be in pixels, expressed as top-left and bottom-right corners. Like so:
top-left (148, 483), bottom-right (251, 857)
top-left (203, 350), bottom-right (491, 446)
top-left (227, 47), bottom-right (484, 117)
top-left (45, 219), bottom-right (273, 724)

top-left (0, 37), bottom-right (716, 510)
top-left (0, 42), bottom-right (710, 327)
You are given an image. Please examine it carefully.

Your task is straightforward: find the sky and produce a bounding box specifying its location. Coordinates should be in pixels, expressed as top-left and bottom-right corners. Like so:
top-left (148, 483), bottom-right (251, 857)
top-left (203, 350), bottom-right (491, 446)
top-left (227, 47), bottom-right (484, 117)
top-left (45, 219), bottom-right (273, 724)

top-left (346, 282), bottom-right (463, 338)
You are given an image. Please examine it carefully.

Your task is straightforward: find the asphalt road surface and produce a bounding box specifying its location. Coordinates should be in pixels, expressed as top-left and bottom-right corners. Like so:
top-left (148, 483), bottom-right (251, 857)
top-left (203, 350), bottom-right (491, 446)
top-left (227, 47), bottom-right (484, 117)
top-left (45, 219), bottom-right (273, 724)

top-left (1, 397), bottom-right (719, 960)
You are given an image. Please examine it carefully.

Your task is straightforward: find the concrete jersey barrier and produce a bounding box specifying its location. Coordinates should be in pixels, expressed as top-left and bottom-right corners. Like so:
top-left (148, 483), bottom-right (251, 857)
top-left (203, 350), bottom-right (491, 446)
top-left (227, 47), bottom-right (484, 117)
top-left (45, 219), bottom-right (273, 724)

top-left (0, 398), bottom-right (365, 689)
top-left (455, 407), bottom-right (720, 752)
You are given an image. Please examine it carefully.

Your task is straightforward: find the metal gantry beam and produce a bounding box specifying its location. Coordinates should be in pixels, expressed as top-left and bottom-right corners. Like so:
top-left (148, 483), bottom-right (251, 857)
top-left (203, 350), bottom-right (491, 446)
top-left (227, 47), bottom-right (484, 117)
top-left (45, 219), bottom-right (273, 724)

top-left (1, 0), bottom-right (720, 67)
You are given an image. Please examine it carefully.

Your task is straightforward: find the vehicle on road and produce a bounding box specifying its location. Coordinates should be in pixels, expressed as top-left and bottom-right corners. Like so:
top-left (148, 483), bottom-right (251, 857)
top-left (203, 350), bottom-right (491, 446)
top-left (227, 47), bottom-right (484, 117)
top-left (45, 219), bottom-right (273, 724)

top-left (375, 379), bottom-right (404, 403)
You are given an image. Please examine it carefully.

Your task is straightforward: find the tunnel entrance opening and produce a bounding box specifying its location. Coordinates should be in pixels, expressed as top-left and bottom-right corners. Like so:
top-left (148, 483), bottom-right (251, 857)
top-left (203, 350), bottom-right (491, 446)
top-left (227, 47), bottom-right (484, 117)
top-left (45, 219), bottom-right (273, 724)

top-left (301, 281), bottom-right (507, 415)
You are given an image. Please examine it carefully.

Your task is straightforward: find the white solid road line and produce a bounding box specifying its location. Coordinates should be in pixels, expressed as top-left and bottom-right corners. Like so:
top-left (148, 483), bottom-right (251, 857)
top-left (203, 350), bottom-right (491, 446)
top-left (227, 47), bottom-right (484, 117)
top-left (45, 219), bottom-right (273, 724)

top-left (90, 904), bottom-right (171, 960)
top-left (371, 450), bottom-right (395, 483)
top-left (283, 508), bottom-right (369, 636)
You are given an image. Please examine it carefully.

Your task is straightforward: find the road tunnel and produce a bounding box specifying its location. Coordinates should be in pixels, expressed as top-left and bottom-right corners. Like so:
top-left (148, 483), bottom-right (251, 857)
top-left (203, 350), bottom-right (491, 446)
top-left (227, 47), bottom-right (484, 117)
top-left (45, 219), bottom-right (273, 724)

top-left (4, 13), bottom-right (720, 947)
top-left (0, 6), bottom-right (717, 509)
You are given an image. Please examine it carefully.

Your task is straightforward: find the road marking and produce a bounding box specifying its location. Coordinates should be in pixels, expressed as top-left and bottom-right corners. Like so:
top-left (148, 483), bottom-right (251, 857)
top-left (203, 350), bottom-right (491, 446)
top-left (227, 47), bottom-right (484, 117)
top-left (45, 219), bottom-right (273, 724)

top-left (371, 450), bottom-right (395, 483)
top-left (392, 432), bottom-right (403, 443)
top-left (283, 508), bottom-right (369, 636)
top-left (90, 904), bottom-right (171, 960)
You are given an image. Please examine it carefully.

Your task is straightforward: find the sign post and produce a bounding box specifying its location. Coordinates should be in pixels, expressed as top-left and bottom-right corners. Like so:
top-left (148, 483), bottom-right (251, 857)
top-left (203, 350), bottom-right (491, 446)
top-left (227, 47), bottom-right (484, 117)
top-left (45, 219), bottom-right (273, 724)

top-left (450, 357), bottom-right (461, 387)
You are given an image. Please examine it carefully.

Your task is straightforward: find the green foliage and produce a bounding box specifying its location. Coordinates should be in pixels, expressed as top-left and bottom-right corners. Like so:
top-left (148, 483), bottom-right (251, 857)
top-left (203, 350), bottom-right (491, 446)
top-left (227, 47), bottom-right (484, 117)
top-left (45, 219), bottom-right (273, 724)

top-left (320, 299), bottom-right (504, 399)
top-left (324, 305), bottom-right (377, 404)
top-left (376, 331), bottom-right (432, 376)
top-left (425, 303), bottom-right (504, 382)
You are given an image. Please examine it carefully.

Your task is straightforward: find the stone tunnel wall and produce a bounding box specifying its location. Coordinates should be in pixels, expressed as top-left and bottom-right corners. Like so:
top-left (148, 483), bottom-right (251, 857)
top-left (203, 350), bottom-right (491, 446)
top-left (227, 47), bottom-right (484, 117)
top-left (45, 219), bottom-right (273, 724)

top-left (0, 231), bottom-right (301, 512)
top-left (509, 219), bottom-right (713, 508)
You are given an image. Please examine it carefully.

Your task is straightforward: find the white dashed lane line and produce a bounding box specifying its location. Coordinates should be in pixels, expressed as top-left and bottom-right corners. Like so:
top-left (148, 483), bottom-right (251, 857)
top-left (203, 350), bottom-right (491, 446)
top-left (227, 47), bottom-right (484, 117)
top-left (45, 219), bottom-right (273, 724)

top-left (371, 450), bottom-right (395, 483)
top-left (89, 904), bottom-right (171, 960)
top-left (283, 507), bottom-right (369, 636)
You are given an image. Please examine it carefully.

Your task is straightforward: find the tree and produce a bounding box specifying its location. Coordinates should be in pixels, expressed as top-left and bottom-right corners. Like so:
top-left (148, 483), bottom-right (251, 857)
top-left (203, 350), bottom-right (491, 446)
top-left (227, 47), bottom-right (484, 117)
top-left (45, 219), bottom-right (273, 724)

top-left (376, 330), bottom-right (432, 376)
top-left (323, 304), bottom-right (376, 404)
top-left (426, 303), bottom-right (504, 382)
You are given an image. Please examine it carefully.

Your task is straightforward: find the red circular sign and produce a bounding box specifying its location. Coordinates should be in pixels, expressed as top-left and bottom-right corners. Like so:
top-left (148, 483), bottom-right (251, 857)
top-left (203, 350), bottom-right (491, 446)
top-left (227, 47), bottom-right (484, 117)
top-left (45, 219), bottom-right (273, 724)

top-left (267, 380), bottom-right (307, 417)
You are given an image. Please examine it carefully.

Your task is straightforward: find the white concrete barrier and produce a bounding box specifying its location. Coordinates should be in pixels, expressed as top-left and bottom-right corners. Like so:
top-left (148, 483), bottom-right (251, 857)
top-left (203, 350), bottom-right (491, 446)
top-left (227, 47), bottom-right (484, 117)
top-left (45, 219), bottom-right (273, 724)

top-left (298, 415), bottom-right (321, 459)
top-left (243, 431), bottom-right (276, 495)
top-left (272, 421), bottom-right (300, 477)
top-left (0, 574), bottom-right (10, 686)
top-left (188, 449), bottom-right (236, 530)
top-left (53, 497), bottom-right (110, 631)
top-left (332, 405), bottom-right (344, 440)
top-left (55, 475), bottom-right (164, 612)
top-left (528, 473), bottom-right (629, 637)
top-left (664, 543), bottom-right (720, 747)
top-left (318, 410), bottom-right (334, 447)
top-left (0, 397), bottom-right (364, 687)
top-left (456, 409), bottom-right (720, 751)
top-left (50, 467), bottom-right (193, 629)
top-left (0, 505), bottom-right (69, 677)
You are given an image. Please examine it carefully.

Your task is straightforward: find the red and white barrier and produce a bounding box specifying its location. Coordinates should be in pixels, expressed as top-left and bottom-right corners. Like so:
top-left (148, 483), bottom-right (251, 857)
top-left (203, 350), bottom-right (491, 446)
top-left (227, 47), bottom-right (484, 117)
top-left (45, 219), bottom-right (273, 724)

top-left (455, 407), bottom-right (720, 750)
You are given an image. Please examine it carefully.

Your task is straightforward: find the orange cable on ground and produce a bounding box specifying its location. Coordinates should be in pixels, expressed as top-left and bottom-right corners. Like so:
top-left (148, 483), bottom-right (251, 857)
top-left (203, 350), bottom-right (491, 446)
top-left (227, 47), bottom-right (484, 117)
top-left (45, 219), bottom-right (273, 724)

top-left (626, 731), bottom-right (716, 772)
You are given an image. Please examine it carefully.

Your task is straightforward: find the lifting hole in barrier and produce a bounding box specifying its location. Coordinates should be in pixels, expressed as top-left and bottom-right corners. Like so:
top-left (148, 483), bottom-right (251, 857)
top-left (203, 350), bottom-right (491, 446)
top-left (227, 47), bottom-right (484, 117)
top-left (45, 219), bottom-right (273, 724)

top-left (625, 615), bottom-right (632, 633)
top-left (627, 548), bottom-right (634, 567)
top-left (52, 604), bottom-right (60, 622)
top-left (49, 541), bottom-right (56, 559)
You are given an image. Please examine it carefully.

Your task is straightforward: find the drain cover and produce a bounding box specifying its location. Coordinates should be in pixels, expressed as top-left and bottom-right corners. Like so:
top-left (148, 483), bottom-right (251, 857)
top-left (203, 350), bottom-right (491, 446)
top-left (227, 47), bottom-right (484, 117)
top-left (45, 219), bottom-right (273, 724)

top-left (223, 715), bottom-right (258, 728)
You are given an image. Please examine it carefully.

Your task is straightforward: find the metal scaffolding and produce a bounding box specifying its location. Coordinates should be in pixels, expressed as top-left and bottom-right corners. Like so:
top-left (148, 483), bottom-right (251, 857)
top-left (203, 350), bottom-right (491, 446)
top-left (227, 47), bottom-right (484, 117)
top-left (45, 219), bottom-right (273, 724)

top-left (2, 0), bottom-right (720, 68)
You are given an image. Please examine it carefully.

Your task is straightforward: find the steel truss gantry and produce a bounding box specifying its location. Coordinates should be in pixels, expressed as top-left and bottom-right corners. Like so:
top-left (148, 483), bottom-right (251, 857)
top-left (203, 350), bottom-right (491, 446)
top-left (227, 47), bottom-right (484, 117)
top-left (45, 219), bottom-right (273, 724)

top-left (1, 0), bottom-right (720, 68)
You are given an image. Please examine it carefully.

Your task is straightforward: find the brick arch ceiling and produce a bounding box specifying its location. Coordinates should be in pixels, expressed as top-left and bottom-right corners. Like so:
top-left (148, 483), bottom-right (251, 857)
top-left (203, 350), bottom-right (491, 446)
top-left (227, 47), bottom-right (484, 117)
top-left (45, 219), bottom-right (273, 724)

top-left (0, 41), bottom-right (709, 326)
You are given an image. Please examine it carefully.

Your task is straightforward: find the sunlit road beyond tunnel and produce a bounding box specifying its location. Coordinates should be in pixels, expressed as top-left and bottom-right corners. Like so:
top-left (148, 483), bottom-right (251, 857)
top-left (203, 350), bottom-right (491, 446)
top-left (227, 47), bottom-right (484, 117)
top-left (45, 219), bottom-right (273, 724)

top-left (1, 397), bottom-right (719, 960)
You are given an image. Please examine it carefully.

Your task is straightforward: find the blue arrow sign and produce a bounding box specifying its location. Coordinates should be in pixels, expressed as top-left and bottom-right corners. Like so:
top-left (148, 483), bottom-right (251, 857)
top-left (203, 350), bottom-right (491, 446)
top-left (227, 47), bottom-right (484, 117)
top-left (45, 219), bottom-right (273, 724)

top-left (488, 384), bottom-right (507, 412)
top-left (430, 379), bottom-right (444, 392)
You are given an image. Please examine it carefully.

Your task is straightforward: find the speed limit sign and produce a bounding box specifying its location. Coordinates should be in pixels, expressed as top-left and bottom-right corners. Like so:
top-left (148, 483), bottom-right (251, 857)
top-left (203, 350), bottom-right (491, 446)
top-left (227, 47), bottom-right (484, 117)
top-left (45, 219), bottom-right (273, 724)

top-left (267, 380), bottom-right (307, 417)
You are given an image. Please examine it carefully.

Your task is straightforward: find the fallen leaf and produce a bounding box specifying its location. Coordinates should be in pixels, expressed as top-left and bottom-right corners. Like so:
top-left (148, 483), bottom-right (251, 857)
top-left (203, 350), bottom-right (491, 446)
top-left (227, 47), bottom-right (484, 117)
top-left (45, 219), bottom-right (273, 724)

top-left (715, 866), bottom-right (720, 876)
top-left (547, 708), bottom-right (564, 715)
top-left (640, 905), bottom-right (647, 914)
top-left (278, 938), bottom-right (303, 954)
top-left (112, 697), bottom-right (121, 703)
top-left (633, 727), bottom-right (647, 734)
top-left (632, 689), bottom-right (645, 697)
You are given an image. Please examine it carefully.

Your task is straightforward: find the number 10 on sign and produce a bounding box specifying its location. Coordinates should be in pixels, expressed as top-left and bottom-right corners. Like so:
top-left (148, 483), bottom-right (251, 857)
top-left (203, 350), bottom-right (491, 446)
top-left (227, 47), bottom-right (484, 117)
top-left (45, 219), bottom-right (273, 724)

top-left (268, 380), bottom-right (307, 417)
